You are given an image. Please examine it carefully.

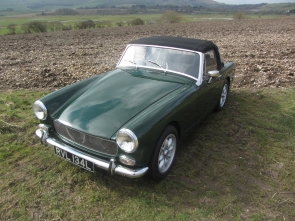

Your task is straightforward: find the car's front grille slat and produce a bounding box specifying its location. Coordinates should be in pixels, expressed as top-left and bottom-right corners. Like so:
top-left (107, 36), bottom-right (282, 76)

top-left (53, 120), bottom-right (117, 156)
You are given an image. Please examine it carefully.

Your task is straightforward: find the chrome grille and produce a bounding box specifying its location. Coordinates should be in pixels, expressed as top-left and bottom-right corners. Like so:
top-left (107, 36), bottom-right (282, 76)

top-left (53, 120), bottom-right (117, 156)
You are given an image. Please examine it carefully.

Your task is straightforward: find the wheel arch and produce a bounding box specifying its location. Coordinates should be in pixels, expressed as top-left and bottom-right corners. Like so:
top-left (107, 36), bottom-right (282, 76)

top-left (226, 76), bottom-right (231, 89)
top-left (168, 121), bottom-right (181, 140)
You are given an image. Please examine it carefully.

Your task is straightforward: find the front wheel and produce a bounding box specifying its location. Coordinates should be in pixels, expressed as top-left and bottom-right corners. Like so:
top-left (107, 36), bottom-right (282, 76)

top-left (149, 125), bottom-right (178, 181)
top-left (216, 80), bottom-right (229, 111)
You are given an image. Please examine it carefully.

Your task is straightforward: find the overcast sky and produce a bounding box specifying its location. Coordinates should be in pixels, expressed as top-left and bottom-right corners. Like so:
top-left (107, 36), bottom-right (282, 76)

top-left (214, 0), bottom-right (295, 4)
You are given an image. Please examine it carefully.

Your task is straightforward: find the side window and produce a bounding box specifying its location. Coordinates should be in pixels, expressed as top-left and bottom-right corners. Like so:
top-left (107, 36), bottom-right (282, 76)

top-left (204, 50), bottom-right (217, 75)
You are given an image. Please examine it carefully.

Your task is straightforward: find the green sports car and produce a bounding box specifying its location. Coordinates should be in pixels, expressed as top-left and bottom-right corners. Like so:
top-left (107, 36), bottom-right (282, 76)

top-left (33, 36), bottom-right (235, 180)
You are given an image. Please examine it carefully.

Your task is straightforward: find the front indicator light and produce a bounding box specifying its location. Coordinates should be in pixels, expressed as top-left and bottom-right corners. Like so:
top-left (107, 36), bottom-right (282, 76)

top-left (119, 155), bottom-right (136, 166)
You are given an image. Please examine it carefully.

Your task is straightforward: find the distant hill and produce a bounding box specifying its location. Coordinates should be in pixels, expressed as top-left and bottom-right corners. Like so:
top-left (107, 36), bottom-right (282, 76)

top-left (1, 0), bottom-right (295, 12)
top-left (0, 0), bottom-right (220, 10)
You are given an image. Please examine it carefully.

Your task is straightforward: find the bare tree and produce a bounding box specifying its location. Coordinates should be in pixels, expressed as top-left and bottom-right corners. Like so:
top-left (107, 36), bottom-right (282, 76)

top-left (234, 12), bottom-right (246, 20)
top-left (7, 24), bottom-right (17, 34)
top-left (161, 10), bottom-right (182, 23)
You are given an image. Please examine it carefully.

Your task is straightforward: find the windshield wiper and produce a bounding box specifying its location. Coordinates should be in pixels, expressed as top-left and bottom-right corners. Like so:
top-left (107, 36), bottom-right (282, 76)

top-left (148, 60), bottom-right (166, 73)
top-left (124, 59), bottom-right (136, 65)
top-left (124, 59), bottom-right (138, 69)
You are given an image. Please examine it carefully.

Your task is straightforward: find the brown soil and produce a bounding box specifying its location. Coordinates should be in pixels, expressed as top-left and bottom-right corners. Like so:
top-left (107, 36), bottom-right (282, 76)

top-left (0, 18), bottom-right (294, 90)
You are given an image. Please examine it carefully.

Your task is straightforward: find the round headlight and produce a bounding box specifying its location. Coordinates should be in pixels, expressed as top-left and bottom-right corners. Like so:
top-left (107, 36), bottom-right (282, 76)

top-left (33, 100), bottom-right (47, 120)
top-left (116, 129), bottom-right (138, 153)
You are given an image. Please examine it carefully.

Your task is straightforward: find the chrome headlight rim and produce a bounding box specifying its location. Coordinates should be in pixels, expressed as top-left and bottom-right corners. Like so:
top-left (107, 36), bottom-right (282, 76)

top-left (116, 128), bottom-right (138, 153)
top-left (33, 100), bottom-right (47, 120)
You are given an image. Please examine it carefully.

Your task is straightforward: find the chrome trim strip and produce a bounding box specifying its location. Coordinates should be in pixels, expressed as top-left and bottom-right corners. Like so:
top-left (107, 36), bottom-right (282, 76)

top-left (36, 129), bottom-right (149, 178)
top-left (120, 65), bottom-right (198, 82)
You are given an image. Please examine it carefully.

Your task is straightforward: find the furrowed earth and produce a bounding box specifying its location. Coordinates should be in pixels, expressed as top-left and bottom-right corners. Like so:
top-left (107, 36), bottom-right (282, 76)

top-left (0, 18), bottom-right (294, 90)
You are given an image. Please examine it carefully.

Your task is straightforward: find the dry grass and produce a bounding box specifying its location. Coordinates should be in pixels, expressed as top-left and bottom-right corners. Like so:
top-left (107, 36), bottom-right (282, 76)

top-left (0, 87), bottom-right (294, 220)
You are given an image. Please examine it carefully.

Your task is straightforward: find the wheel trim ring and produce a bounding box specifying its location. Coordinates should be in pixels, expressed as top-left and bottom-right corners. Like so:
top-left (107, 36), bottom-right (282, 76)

top-left (220, 84), bottom-right (228, 107)
top-left (158, 134), bottom-right (176, 174)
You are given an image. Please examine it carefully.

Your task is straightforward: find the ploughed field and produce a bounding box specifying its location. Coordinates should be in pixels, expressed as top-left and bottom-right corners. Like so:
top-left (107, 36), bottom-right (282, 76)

top-left (0, 18), bottom-right (294, 90)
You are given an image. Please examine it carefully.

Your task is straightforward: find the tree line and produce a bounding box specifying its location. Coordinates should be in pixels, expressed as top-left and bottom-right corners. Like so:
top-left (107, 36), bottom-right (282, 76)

top-left (6, 10), bottom-right (182, 35)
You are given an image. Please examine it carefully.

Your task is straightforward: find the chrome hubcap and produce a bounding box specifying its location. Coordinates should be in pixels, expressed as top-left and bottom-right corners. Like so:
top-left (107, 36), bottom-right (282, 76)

top-left (158, 134), bottom-right (176, 173)
top-left (220, 84), bottom-right (228, 107)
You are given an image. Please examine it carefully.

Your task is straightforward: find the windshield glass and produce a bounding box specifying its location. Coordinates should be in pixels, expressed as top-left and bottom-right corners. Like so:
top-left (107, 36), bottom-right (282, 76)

top-left (118, 45), bottom-right (200, 79)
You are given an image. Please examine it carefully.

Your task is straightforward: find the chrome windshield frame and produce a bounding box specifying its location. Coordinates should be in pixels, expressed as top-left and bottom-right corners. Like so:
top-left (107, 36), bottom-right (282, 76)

top-left (116, 44), bottom-right (203, 86)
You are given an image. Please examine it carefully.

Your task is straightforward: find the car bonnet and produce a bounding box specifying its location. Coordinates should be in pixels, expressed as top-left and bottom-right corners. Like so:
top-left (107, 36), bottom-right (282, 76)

top-left (55, 68), bottom-right (187, 139)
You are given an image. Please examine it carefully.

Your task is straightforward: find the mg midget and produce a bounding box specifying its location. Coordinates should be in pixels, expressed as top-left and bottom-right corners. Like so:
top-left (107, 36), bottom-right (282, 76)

top-left (33, 36), bottom-right (235, 180)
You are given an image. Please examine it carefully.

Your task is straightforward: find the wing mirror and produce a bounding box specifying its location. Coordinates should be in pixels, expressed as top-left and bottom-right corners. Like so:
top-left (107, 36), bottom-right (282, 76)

top-left (208, 70), bottom-right (220, 78)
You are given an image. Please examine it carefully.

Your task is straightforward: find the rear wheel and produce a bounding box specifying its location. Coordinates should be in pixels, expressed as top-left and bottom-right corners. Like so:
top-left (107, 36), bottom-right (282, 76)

top-left (216, 80), bottom-right (229, 111)
top-left (149, 125), bottom-right (178, 181)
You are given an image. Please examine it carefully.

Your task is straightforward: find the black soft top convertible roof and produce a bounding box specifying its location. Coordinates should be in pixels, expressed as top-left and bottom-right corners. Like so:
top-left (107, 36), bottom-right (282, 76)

top-left (129, 36), bottom-right (217, 53)
top-left (130, 36), bottom-right (223, 70)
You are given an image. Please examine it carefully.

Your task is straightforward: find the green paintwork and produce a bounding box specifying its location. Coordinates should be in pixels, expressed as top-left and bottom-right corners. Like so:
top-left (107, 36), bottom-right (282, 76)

top-left (53, 68), bottom-right (188, 139)
top-left (121, 62), bottom-right (236, 166)
top-left (37, 57), bottom-right (235, 169)
top-left (40, 73), bottom-right (106, 125)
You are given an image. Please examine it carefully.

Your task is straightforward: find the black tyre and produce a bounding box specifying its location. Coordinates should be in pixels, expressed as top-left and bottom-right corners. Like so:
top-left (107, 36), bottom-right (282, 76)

top-left (149, 125), bottom-right (178, 181)
top-left (216, 80), bottom-right (229, 111)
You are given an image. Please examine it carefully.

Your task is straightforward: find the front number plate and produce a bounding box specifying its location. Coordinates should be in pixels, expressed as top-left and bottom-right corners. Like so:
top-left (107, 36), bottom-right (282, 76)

top-left (54, 146), bottom-right (94, 172)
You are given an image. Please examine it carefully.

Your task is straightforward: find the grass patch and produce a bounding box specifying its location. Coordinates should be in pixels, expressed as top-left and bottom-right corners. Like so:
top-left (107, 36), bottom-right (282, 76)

top-left (0, 14), bottom-right (162, 35)
top-left (1, 12), bottom-right (293, 35)
top-left (0, 87), bottom-right (295, 220)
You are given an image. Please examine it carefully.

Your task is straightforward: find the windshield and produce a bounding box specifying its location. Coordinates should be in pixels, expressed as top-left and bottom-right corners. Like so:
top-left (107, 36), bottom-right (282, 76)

top-left (118, 45), bottom-right (200, 79)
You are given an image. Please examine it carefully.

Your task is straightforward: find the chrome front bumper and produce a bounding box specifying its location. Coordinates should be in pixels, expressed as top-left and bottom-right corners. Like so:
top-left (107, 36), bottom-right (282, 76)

top-left (36, 129), bottom-right (148, 178)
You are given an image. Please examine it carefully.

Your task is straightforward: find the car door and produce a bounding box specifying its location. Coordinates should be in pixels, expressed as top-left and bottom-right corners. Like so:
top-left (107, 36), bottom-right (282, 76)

top-left (178, 50), bottom-right (221, 131)
top-left (199, 50), bottom-right (222, 112)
